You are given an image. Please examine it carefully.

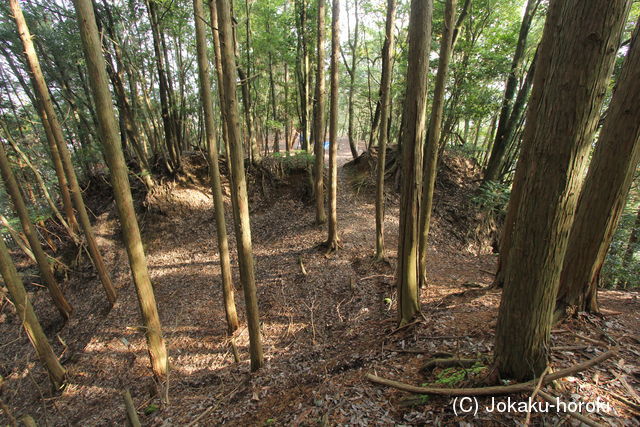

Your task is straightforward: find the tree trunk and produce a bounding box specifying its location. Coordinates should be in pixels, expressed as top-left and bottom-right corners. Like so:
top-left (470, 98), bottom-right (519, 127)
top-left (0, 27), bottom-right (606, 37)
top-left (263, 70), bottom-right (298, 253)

top-left (146, 0), bottom-right (180, 172)
top-left (493, 0), bottom-right (630, 381)
top-left (11, 0), bottom-right (118, 307)
top-left (0, 140), bottom-right (72, 320)
top-left (0, 237), bottom-right (66, 389)
top-left (193, 0), bottom-right (239, 334)
top-left (556, 19), bottom-right (640, 318)
top-left (326, 0), bottom-right (341, 251)
top-left (374, 0), bottom-right (397, 260)
top-left (208, 0), bottom-right (231, 164)
top-left (313, 0), bottom-right (327, 225)
top-left (483, 0), bottom-right (539, 184)
top-left (216, 0), bottom-right (264, 371)
top-left (345, 0), bottom-right (359, 159)
top-left (396, 0), bottom-right (433, 325)
top-left (72, 0), bottom-right (169, 380)
top-left (418, 0), bottom-right (456, 289)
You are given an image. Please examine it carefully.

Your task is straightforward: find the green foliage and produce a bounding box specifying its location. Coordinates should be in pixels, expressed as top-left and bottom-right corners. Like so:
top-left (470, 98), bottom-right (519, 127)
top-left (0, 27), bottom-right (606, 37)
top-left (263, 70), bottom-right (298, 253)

top-left (472, 181), bottom-right (511, 214)
top-left (144, 403), bottom-right (159, 415)
top-left (434, 362), bottom-right (486, 386)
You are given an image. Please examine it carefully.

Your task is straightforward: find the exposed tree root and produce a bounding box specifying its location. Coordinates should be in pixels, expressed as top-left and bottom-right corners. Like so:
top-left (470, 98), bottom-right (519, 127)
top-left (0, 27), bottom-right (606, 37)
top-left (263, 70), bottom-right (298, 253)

top-left (366, 349), bottom-right (616, 396)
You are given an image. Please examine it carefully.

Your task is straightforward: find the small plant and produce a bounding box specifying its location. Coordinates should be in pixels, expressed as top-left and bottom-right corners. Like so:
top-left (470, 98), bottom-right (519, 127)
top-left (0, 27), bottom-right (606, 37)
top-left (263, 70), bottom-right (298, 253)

top-left (144, 403), bottom-right (159, 415)
top-left (434, 362), bottom-right (486, 386)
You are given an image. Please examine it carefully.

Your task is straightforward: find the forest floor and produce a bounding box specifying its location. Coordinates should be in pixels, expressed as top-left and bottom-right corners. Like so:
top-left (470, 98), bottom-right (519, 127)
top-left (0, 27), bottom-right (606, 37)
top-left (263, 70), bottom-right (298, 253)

top-left (1, 141), bottom-right (639, 426)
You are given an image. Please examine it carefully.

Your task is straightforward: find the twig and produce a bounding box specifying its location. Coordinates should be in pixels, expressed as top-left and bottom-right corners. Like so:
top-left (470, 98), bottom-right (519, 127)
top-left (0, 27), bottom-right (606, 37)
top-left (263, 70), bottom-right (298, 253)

top-left (524, 366), bottom-right (549, 425)
top-left (366, 349), bottom-right (616, 396)
top-left (537, 390), bottom-right (605, 427)
top-left (385, 319), bottom-right (422, 337)
top-left (609, 370), bottom-right (640, 404)
top-left (122, 389), bottom-right (141, 427)
top-left (552, 345), bottom-right (589, 352)
top-left (573, 332), bottom-right (609, 348)
top-left (297, 256), bottom-right (307, 276)
top-left (607, 390), bottom-right (640, 411)
top-left (358, 274), bottom-right (393, 282)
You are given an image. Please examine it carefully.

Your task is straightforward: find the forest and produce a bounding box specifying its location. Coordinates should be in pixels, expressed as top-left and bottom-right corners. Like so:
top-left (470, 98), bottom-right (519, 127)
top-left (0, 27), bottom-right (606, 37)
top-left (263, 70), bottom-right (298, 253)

top-left (0, 0), bottom-right (639, 424)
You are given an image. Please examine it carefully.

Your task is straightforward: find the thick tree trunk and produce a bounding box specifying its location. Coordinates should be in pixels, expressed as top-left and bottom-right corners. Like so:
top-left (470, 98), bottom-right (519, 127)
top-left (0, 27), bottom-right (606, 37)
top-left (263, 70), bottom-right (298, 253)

top-left (72, 0), bottom-right (169, 380)
top-left (374, 0), bottom-right (397, 260)
top-left (216, 0), bottom-right (264, 371)
top-left (494, 0), bottom-right (630, 381)
top-left (556, 19), bottom-right (640, 318)
top-left (0, 140), bottom-right (72, 319)
top-left (313, 0), bottom-right (327, 225)
top-left (193, 0), bottom-right (239, 334)
top-left (483, 0), bottom-right (538, 184)
top-left (11, 0), bottom-right (118, 308)
top-left (326, 0), bottom-right (341, 251)
top-left (396, 0), bottom-right (433, 325)
top-left (0, 237), bottom-right (66, 389)
top-left (418, 0), bottom-right (456, 289)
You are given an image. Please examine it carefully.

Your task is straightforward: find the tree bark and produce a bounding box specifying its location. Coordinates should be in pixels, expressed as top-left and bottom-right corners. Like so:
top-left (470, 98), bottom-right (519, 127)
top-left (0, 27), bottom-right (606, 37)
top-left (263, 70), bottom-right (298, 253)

top-left (0, 237), bottom-right (66, 389)
top-left (396, 0), bottom-right (433, 325)
top-left (10, 0), bottom-right (118, 307)
top-left (313, 0), bottom-right (327, 225)
top-left (193, 0), bottom-right (239, 334)
top-left (418, 0), bottom-right (457, 289)
top-left (374, 0), bottom-right (397, 260)
top-left (556, 18), bottom-right (640, 318)
top-left (493, 0), bottom-right (630, 381)
top-left (216, 0), bottom-right (264, 371)
top-left (72, 0), bottom-right (169, 380)
top-left (326, 0), bottom-right (341, 251)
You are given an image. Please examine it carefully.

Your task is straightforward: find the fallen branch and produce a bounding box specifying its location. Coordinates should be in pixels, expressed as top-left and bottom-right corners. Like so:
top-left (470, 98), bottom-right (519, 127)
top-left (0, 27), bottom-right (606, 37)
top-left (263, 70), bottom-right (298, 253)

top-left (537, 390), bottom-right (604, 427)
top-left (365, 349), bottom-right (616, 397)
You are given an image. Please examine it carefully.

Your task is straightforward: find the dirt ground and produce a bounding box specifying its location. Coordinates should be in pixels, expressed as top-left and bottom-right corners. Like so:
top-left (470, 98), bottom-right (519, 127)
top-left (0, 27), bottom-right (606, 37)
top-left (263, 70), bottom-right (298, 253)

top-left (1, 143), bottom-right (639, 426)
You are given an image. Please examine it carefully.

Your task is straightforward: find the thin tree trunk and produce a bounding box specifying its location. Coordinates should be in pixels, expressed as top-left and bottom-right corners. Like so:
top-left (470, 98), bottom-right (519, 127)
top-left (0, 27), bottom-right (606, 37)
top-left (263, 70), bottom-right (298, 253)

top-left (494, 0), bottom-right (630, 381)
top-left (396, 0), bottom-right (433, 325)
top-left (216, 0), bottom-right (264, 371)
top-left (0, 237), bottom-right (66, 389)
top-left (0, 141), bottom-right (73, 321)
top-left (193, 0), bottom-right (239, 333)
top-left (11, 0), bottom-right (117, 307)
top-left (555, 19), bottom-right (640, 317)
top-left (326, 0), bottom-right (341, 251)
top-left (313, 0), bottom-right (327, 225)
top-left (72, 0), bottom-right (169, 381)
top-left (418, 0), bottom-right (456, 289)
top-left (483, 0), bottom-right (539, 184)
top-left (374, 0), bottom-right (397, 260)
top-left (345, 0), bottom-right (359, 159)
